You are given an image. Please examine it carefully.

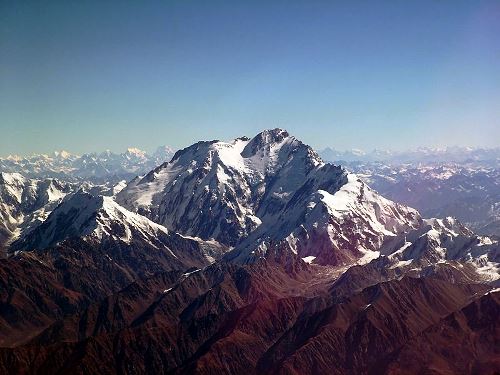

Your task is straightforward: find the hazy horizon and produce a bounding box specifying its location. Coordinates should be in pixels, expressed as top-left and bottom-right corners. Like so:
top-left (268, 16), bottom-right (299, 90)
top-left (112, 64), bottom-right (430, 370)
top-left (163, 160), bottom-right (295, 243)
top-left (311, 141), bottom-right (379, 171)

top-left (2, 128), bottom-right (500, 160)
top-left (2, 1), bottom-right (499, 155)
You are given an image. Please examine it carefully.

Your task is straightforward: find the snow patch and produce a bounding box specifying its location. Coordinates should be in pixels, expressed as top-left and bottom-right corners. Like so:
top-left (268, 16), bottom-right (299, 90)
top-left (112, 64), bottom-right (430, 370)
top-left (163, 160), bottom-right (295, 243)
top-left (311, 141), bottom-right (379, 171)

top-left (302, 255), bottom-right (316, 264)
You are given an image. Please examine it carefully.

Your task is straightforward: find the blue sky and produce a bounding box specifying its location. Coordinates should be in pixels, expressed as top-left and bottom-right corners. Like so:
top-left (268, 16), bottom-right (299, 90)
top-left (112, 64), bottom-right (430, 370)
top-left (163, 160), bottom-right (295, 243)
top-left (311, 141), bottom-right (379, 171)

top-left (1, 0), bottom-right (499, 155)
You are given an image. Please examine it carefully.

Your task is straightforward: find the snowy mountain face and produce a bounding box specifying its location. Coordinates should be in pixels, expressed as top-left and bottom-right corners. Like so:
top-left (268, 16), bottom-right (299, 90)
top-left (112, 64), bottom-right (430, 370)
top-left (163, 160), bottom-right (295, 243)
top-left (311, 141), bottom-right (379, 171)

top-left (117, 129), bottom-right (421, 266)
top-left (0, 146), bottom-right (175, 183)
top-left (12, 192), bottom-right (171, 250)
top-left (0, 172), bottom-right (75, 250)
top-left (380, 217), bottom-right (499, 282)
top-left (228, 173), bottom-right (422, 266)
top-left (0, 172), bottom-right (137, 251)
top-left (12, 191), bottom-right (226, 269)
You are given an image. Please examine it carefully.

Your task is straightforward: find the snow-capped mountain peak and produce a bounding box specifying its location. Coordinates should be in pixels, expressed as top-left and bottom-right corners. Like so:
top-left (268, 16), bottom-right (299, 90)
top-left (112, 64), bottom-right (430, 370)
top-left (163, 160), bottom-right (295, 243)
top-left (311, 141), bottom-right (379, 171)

top-left (12, 192), bottom-right (173, 251)
top-left (53, 150), bottom-right (74, 160)
top-left (125, 147), bottom-right (147, 159)
top-left (117, 129), bottom-right (329, 245)
top-left (117, 129), bottom-right (420, 266)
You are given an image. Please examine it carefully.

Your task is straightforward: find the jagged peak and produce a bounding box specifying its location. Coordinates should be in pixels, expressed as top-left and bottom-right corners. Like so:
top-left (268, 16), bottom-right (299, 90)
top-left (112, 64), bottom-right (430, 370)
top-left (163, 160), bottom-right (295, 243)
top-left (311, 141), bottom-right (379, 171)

top-left (241, 128), bottom-right (291, 157)
top-left (12, 191), bottom-right (172, 251)
top-left (170, 140), bottom-right (219, 163)
top-left (168, 129), bottom-right (296, 164)
top-left (5, 154), bottom-right (22, 161)
top-left (53, 150), bottom-right (74, 159)
top-left (125, 147), bottom-right (147, 158)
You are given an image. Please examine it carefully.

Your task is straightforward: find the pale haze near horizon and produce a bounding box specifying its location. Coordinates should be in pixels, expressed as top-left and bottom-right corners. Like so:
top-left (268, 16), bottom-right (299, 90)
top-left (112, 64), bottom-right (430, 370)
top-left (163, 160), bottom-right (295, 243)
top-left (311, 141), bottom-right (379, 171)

top-left (1, 1), bottom-right (499, 156)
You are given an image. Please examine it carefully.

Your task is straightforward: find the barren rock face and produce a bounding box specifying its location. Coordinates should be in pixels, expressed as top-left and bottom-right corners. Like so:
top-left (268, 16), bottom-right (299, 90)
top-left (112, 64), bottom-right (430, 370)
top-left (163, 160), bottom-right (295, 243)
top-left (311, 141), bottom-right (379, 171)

top-left (0, 258), bottom-right (493, 374)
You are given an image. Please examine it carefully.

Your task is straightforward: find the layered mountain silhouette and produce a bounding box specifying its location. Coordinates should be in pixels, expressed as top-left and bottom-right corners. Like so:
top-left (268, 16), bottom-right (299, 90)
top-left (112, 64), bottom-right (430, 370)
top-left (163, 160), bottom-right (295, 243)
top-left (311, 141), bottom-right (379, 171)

top-left (0, 129), bottom-right (498, 374)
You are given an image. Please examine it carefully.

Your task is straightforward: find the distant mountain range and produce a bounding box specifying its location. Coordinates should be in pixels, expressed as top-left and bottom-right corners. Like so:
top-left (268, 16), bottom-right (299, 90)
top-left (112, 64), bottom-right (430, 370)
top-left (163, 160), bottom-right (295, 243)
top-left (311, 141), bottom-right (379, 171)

top-left (4, 144), bottom-right (498, 184)
top-left (317, 145), bottom-right (500, 238)
top-left (0, 129), bottom-right (498, 374)
top-left (340, 162), bottom-right (500, 238)
top-left (0, 146), bottom-right (175, 183)
top-left (319, 145), bottom-right (500, 165)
